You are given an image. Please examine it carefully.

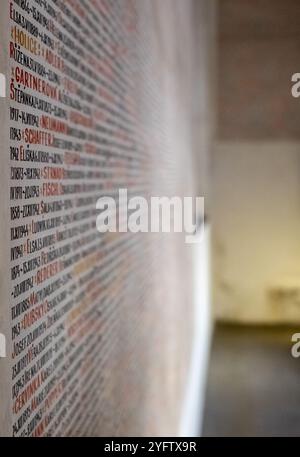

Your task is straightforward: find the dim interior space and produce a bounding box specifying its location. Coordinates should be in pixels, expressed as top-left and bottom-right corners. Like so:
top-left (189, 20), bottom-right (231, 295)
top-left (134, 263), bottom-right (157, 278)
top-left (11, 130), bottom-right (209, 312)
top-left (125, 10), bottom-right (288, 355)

top-left (200, 0), bottom-right (300, 437)
top-left (1, 0), bottom-right (300, 439)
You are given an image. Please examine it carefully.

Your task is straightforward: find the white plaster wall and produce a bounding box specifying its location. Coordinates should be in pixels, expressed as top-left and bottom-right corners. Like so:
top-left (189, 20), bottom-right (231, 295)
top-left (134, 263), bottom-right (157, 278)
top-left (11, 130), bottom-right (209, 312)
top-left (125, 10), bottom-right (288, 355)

top-left (180, 227), bottom-right (212, 436)
top-left (212, 141), bottom-right (300, 324)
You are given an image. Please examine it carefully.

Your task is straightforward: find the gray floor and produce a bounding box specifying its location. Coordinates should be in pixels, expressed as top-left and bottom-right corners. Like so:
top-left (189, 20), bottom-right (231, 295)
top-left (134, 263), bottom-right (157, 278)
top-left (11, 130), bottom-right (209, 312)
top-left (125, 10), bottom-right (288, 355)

top-left (202, 324), bottom-right (300, 436)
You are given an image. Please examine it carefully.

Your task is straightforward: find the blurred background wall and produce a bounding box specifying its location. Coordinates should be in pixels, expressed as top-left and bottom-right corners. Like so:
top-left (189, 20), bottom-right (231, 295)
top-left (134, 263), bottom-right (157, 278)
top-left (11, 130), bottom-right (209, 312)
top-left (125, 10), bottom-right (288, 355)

top-left (213, 0), bottom-right (300, 323)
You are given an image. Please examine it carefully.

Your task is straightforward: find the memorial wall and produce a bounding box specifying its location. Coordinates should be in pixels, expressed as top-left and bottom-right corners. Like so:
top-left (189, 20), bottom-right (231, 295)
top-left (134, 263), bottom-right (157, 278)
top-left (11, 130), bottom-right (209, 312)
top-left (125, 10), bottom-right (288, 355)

top-left (0, 0), bottom-right (214, 436)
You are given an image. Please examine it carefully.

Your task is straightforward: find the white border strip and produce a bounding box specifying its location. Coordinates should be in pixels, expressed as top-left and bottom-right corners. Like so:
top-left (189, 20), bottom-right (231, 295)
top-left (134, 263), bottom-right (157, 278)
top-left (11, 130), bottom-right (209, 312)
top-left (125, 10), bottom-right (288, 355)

top-left (179, 226), bottom-right (212, 436)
